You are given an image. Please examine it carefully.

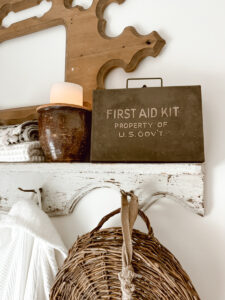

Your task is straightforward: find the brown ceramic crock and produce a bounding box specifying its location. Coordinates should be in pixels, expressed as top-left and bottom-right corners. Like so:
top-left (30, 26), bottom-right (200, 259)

top-left (37, 104), bottom-right (91, 162)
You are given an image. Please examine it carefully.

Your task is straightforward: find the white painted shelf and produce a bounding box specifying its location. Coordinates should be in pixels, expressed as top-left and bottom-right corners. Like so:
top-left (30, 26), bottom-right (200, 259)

top-left (0, 163), bottom-right (205, 216)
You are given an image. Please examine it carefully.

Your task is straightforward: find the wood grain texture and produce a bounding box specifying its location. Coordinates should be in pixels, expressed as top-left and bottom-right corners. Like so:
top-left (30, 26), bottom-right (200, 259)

top-left (0, 105), bottom-right (39, 125)
top-left (0, 0), bottom-right (166, 106)
top-left (0, 163), bottom-right (205, 216)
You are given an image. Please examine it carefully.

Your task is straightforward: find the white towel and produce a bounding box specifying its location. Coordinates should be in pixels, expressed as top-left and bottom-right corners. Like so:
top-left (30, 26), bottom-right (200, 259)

top-left (0, 120), bottom-right (39, 146)
top-left (0, 141), bottom-right (45, 162)
top-left (0, 200), bottom-right (67, 300)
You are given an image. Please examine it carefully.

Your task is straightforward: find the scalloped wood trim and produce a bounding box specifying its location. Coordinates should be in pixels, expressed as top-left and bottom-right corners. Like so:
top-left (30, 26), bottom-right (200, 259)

top-left (0, 163), bottom-right (205, 217)
top-left (0, 0), bottom-right (165, 107)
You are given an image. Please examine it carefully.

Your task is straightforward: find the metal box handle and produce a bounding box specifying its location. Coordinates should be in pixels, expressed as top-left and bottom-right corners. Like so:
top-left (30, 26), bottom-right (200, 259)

top-left (126, 77), bottom-right (163, 88)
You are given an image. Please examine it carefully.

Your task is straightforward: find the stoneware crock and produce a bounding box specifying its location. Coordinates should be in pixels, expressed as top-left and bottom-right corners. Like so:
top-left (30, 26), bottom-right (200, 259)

top-left (37, 104), bottom-right (91, 162)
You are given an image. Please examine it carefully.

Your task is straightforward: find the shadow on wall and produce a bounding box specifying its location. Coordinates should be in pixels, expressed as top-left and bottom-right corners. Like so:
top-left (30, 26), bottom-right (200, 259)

top-left (145, 198), bottom-right (225, 300)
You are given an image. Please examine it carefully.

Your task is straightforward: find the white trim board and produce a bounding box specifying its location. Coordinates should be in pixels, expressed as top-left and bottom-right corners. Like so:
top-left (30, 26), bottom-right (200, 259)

top-left (0, 163), bottom-right (205, 216)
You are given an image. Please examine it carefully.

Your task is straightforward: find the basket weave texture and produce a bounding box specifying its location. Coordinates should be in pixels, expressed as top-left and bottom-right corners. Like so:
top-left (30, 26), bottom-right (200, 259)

top-left (50, 192), bottom-right (200, 300)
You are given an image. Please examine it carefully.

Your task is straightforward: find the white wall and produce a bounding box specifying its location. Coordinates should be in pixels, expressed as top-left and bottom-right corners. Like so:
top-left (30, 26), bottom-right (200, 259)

top-left (1, 0), bottom-right (225, 299)
top-left (0, 25), bottom-right (66, 109)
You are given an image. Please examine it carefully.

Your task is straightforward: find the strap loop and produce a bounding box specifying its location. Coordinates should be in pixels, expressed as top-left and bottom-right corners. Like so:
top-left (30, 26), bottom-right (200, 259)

top-left (119, 191), bottom-right (138, 299)
top-left (91, 207), bottom-right (152, 236)
top-left (90, 190), bottom-right (153, 300)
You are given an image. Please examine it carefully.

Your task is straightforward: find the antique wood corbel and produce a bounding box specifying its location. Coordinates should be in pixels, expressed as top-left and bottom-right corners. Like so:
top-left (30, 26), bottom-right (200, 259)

top-left (0, 0), bottom-right (165, 108)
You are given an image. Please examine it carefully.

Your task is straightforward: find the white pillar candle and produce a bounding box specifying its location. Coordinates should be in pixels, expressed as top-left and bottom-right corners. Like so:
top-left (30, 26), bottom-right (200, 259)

top-left (50, 82), bottom-right (83, 106)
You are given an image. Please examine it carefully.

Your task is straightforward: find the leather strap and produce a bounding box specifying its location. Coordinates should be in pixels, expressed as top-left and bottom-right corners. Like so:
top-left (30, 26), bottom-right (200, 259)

top-left (119, 190), bottom-right (138, 300)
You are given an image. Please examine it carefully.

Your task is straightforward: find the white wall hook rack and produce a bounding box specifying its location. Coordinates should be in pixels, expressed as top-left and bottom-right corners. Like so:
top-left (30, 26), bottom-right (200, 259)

top-left (0, 162), bottom-right (205, 216)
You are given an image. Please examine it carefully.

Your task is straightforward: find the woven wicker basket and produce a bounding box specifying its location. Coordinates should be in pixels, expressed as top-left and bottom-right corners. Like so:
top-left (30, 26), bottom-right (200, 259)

top-left (50, 191), bottom-right (200, 300)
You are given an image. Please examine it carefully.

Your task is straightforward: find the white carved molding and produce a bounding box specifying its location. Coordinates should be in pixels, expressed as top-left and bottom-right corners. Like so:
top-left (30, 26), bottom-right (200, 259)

top-left (0, 163), bottom-right (205, 216)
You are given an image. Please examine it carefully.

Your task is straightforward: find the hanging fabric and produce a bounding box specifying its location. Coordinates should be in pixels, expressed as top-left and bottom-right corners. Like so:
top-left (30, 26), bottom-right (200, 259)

top-left (0, 199), bottom-right (67, 300)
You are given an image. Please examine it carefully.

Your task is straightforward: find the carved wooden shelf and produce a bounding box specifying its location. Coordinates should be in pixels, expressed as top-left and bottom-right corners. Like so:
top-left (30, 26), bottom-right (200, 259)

top-left (0, 0), bottom-right (165, 107)
top-left (0, 162), bottom-right (205, 216)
